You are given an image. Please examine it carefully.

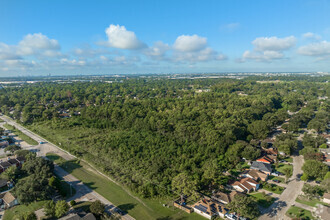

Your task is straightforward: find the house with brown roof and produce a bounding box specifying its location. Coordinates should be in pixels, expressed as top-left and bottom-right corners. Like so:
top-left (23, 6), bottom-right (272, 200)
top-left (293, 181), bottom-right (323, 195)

top-left (0, 191), bottom-right (18, 209)
top-left (191, 197), bottom-right (228, 219)
top-left (211, 191), bottom-right (242, 205)
top-left (231, 178), bottom-right (260, 193)
top-left (240, 169), bottom-right (268, 182)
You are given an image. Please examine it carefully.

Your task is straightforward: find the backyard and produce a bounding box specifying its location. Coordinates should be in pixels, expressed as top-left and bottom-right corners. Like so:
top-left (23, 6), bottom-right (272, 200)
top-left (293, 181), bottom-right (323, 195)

top-left (3, 201), bottom-right (48, 220)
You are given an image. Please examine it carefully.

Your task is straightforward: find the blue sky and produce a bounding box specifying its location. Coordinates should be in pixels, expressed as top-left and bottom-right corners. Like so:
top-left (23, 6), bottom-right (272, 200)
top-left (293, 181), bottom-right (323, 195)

top-left (0, 0), bottom-right (330, 76)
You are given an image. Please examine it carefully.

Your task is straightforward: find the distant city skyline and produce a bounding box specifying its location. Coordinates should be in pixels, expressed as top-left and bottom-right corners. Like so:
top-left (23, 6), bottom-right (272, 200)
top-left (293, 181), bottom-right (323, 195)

top-left (0, 0), bottom-right (330, 76)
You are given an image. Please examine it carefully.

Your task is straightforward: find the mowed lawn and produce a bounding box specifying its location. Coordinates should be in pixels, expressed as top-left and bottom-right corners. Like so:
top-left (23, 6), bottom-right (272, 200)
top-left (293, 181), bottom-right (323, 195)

top-left (46, 153), bottom-right (205, 220)
top-left (249, 192), bottom-right (275, 208)
top-left (286, 206), bottom-right (315, 220)
top-left (3, 201), bottom-right (48, 220)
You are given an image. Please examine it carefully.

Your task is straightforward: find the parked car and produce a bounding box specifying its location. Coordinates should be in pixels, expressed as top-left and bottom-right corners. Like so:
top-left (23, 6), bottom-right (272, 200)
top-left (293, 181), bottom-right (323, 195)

top-left (271, 172), bottom-right (279, 176)
top-left (273, 179), bottom-right (280, 183)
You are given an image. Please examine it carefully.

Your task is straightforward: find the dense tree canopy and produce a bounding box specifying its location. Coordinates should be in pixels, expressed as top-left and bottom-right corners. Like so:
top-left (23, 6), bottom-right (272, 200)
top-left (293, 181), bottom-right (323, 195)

top-left (0, 76), bottom-right (329, 197)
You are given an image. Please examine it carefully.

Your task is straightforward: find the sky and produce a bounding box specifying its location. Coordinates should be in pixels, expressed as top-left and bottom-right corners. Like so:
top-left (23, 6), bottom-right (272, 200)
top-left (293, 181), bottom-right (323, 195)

top-left (0, 0), bottom-right (330, 76)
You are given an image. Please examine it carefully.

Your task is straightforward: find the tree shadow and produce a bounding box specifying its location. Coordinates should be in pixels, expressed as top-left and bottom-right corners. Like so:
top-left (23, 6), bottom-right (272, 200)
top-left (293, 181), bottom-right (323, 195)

top-left (117, 203), bottom-right (136, 212)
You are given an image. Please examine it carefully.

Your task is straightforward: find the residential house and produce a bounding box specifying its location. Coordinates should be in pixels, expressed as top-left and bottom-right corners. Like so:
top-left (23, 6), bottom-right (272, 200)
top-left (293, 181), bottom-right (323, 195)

top-left (211, 191), bottom-right (242, 205)
top-left (15, 156), bottom-right (26, 167)
top-left (256, 156), bottom-right (274, 164)
top-left (0, 191), bottom-right (19, 209)
top-left (8, 158), bottom-right (20, 167)
top-left (191, 198), bottom-right (228, 219)
top-left (211, 191), bottom-right (231, 204)
top-left (0, 161), bottom-right (13, 172)
top-left (240, 169), bottom-right (268, 181)
top-left (250, 161), bottom-right (272, 175)
top-left (263, 147), bottom-right (278, 161)
top-left (323, 193), bottom-right (330, 204)
top-left (231, 178), bottom-right (260, 193)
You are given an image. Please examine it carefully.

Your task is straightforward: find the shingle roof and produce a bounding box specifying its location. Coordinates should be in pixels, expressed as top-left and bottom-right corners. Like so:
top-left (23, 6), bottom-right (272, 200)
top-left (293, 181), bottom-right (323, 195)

top-left (0, 161), bottom-right (12, 169)
top-left (212, 192), bottom-right (230, 204)
top-left (2, 192), bottom-right (16, 204)
top-left (251, 161), bottom-right (272, 173)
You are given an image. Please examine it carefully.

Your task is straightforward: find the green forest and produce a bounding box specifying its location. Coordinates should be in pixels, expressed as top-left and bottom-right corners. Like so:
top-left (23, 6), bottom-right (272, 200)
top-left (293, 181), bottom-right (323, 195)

top-left (0, 76), bottom-right (329, 198)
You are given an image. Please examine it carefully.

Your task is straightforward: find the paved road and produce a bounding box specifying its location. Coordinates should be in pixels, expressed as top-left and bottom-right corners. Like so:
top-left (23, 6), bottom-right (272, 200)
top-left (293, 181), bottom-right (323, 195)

top-left (259, 155), bottom-right (305, 220)
top-left (0, 115), bottom-right (135, 220)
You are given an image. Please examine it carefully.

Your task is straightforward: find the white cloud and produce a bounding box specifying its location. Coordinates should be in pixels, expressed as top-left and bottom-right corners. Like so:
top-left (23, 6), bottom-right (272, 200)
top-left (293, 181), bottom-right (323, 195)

top-left (0, 43), bottom-right (21, 60)
top-left (105, 24), bottom-right (146, 49)
top-left (173, 34), bottom-right (207, 52)
top-left (242, 50), bottom-right (284, 62)
top-left (144, 41), bottom-right (170, 58)
top-left (17, 33), bottom-right (60, 56)
top-left (302, 32), bottom-right (321, 40)
top-left (60, 58), bottom-right (86, 66)
top-left (252, 36), bottom-right (296, 51)
top-left (298, 41), bottom-right (330, 57)
top-left (174, 47), bottom-right (227, 62)
top-left (241, 36), bottom-right (296, 62)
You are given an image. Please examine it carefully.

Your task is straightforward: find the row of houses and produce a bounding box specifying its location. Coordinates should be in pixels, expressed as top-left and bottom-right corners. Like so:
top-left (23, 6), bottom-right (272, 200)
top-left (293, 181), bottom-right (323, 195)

top-left (0, 156), bottom-right (25, 174)
top-left (175, 147), bottom-right (280, 219)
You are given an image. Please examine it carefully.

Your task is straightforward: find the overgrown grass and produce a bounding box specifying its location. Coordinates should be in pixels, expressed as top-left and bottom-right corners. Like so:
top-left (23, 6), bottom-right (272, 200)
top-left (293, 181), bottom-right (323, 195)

top-left (3, 123), bottom-right (38, 145)
top-left (46, 153), bottom-right (205, 220)
top-left (249, 192), bottom-right (275, 208)
top-left (3, 200), bottom-right (49, 220)
top-left (286, 206), bottom-right (315, 220)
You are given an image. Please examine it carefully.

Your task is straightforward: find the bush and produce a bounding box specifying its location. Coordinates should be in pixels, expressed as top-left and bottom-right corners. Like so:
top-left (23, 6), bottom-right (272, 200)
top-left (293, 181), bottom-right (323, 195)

top-left (319, 144), bottom-right (328, 149)
top-left (301, 173), bottom-right (308, 181)
top-left (70, 200), bottom-right (76, 206)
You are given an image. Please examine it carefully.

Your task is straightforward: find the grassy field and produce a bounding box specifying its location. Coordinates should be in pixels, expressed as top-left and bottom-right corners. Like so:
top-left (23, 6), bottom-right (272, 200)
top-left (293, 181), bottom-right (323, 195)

top-left (3, 123), bottom-right (38, 145)
top-left (286, 206), bottom-right (315, 220)
top-left (46, 153), bottom-right (205, 220)
top-left (249, 192), bottom-right (275, 208)
top-left (295, 196), bottom-right (328, 207)
top-left (3, 200), bottom-right (48, 220)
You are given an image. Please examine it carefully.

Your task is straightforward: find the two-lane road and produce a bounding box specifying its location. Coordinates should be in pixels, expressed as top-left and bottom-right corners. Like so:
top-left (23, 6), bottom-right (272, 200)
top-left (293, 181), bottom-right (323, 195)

top-left (259, 155), bottom-right (305, 220)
